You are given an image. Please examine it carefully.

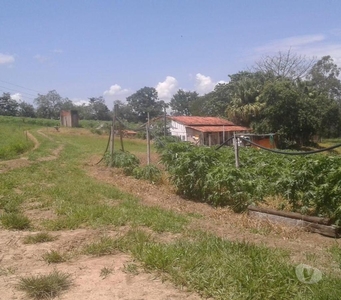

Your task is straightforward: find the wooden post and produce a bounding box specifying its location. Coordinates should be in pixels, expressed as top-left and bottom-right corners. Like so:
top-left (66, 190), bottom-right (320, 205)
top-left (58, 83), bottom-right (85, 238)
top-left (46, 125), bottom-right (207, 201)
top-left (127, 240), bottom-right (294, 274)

top-left (147, 112), bottom-right (151, 165)
top-left (164, 105), bottom-right (167, 137)
top-left (110, 104), bottom-right (116, 167)
top-left (234, 132), bottom-right (239, 168)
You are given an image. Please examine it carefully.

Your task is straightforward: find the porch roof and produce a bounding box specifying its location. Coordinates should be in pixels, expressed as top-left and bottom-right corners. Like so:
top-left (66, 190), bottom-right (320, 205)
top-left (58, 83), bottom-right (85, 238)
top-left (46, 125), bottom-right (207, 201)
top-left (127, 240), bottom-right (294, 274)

top-left (188, 125), bottom-right (250, 133)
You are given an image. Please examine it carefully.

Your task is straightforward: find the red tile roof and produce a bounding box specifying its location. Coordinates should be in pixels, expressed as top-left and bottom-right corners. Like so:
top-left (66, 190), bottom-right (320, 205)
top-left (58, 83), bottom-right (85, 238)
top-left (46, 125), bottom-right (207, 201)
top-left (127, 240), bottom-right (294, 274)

top-left (169, 116), bottom-right (235, 126)
top-left (188, 125), bottom-right (250, 133)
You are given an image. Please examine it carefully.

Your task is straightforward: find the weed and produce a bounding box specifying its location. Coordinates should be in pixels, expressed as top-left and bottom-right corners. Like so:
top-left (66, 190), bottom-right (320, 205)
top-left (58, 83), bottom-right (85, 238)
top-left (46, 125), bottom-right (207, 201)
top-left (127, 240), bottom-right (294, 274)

top-left (123, 263), bottom-right (139, 275)
top-left (17, 270), bottom-right (72, 299)
top-left (133, 164), bottom-right (162, 184)
top-left (329, 244), bottom-right (341, 269)
top-left (42, 250), bottom-right (66, 264)
top-left (23, 232), bottom-right (56, 244)
top-left (83, 236), bottom-right (118, 256)
top-left (0, 212), bottom-right (30, 230)
top-left (100, 267), bottom-right (113, 279)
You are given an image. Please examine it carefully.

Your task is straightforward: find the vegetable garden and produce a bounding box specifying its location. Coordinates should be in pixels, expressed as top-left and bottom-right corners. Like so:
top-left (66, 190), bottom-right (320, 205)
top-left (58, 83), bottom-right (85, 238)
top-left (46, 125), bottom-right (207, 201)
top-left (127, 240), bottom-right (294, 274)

top-left (156, 140), bottom-right (341, 225)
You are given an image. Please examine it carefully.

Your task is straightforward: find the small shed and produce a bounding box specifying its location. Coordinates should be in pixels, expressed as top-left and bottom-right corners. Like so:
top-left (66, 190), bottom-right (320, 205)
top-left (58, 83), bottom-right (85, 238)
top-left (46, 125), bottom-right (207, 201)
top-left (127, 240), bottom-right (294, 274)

top-left (60, 110), bottom-right (79, 127)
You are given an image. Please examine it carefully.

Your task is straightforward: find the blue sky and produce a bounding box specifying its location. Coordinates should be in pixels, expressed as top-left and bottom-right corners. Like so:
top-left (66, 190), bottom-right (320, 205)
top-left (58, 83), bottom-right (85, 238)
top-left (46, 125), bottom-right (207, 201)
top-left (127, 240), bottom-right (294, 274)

top-left (1, 0), bottom-right (340, 109)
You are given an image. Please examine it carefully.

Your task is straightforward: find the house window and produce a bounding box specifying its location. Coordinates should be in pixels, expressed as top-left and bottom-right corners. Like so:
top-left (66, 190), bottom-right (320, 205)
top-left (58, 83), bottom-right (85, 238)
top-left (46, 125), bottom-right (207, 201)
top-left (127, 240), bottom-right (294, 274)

top-left (181, 135), bottom-right (185, 141)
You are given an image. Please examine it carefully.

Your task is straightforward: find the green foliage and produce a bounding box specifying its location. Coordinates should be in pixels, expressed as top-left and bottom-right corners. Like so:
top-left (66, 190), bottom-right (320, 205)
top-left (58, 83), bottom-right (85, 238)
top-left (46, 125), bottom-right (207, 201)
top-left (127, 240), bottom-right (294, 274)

top-left (133, 164), bottom-right (162, 184)
top-left (126, 86), bottom-right (163, 122)
top-left (1, 212), bottom-right (31, 230)
top-left (23, 232), bottom-right (56, 244)
top-left (104, 150), bottom-right (140, 175)
top-left (17, 270), bottom-right (72, 299)
top-left (42, 250), bottom-right (67, 264)
top-left (0, 124), bottom-right (35, 159)
top-left (160, 142), bottom-right (341, 222)
top-left (170, 89), bottom-right (198, 116)
top-left (0, 92), bottom-right (19, 116)
top-left (105, 229), bottom-right (341, 300)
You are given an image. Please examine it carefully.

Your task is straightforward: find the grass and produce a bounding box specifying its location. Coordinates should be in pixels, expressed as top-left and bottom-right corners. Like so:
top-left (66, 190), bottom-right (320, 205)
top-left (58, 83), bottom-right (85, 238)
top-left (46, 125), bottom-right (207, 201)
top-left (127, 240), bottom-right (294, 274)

top-left (0, 212), bottom-right (30, 230)
top-left (89, 229), bottom-right (341, 300)
top-left (329, 244), bottom-right (341, 269)
top-left (1, 118), bottom-right (341, 299)
top-left (17, 270), bottom-right (72, 299)
top-left (23, 232), bottom-right (57, 244)
top-left (42, 250), bottom-right (67, 264)
top-left (0, 123), bottom-right (34, 159)
top-left (100, 267), bottom-right (113, 279)
top-left (123, 262), bottom-right (139, 275)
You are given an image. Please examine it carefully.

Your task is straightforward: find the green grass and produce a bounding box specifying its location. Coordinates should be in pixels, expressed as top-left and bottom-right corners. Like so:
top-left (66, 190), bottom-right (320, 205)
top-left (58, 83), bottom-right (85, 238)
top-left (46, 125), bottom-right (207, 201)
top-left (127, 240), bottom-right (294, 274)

top-left (17, 270), bottom-right (72, 299)
top-left (85, 229), bottom-right (341, 300)
top-left (0, 212), bottom-right (30, 230)
top-left (23, 232), bottom-right (57, 244)
top-left (1, 119), bottom-right (340, 299)
top-left (0, 124), bottom-right (34, 159)
top-left (42, 250), bottom-right (67, 264)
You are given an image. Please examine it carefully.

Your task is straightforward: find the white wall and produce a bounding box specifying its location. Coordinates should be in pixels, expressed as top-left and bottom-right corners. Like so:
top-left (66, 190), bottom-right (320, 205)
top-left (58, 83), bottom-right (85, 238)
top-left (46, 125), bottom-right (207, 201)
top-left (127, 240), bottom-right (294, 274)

top-left (169, 121), bottom-right (187, 141)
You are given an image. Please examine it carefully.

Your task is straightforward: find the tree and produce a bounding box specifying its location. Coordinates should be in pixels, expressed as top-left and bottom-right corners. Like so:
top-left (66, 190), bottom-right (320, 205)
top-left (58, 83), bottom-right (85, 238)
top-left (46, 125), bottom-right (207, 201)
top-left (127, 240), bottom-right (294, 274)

top-left (254, 49), bottom-right (316, 80)
top-left (307, 55), bottom-right (341, 102)
top-left (17, 101), bottom-right (36, 118)
top-left (0, 93), bottom-right (18, 116)
top-left (34, 90), bottom-right (66, 119)
top-left (170, 89), bottom-right (198, 116)
top-left (257, 80), bottom-right (319, 146)
top-left (88, 97), bottom-right (111, 120)
top-left (126, 87), bottom-right (163, 122)
top-left (225, 72), bottom-right (267, 127)
top-left (114, 100), bottom-right (138, 123)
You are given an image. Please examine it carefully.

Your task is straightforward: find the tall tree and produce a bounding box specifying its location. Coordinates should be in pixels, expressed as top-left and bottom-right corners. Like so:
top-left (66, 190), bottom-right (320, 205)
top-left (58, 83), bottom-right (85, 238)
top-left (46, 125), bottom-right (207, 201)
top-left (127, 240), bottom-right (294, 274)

top-left (126, 87), bottom-right (163, 122)
top-left (254, 49), bottom-right (315, 80)
top-left (34, 90), bottom-right (65, 119)
top-left (88, 97), bottom-right (111, 120)
top-left (170, 89), bottom-right (198, 116)
top-left (17, 101), bottom-right (36, 118)
top-left (307, 55), bottom-right (341, 102)
top-left (0, 93), bottom-right (18, 116)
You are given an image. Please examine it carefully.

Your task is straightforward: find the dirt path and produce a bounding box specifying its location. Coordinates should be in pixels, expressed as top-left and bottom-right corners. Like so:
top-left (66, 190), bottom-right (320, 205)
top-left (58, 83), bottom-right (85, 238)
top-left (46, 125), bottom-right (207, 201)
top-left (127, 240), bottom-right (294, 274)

top-left (0, 131), bottom-right (62, 173)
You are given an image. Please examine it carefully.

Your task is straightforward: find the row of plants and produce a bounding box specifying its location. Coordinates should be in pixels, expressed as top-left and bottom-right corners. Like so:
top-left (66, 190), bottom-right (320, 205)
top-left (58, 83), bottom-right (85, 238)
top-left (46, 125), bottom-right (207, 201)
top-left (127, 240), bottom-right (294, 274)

top-left (156, 140), bottom-right (341, 225)
top-left (104, 150), bottom-right (162, 184)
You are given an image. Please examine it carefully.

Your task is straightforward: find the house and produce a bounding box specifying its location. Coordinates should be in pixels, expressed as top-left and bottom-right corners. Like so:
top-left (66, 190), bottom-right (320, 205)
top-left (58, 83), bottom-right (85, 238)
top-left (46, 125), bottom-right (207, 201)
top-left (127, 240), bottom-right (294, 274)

top-left (60, 110), bottom-right (79, 127)
top-left (168, 116), bottom-right (250, 146)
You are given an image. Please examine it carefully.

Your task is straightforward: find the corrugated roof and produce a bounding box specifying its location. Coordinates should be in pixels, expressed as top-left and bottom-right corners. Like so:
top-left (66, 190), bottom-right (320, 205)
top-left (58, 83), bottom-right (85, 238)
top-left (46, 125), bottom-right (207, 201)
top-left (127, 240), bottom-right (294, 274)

top-left (169, 116), bottom-right (235, 126)
top-left (188, 125), bottom-right (250, 133)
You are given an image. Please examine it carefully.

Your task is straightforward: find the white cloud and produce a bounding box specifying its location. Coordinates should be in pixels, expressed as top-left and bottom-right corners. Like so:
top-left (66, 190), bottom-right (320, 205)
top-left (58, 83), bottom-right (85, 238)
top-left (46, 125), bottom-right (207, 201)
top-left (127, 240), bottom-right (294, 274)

top-left (194, 73), bottom-right (227, 95)
top-left (255, 34), bottom-right (325, 54)
top-left (0, 53), bottom-right (15, 65)
top-left (155, 76), bottom-right (178, 101)
top-left (71, 98), bottom-right (89, 106)
top-left (10, 93), bottom-right (22, 101)
top-left (34, 54), bottom-right (49, 63)
top-left (52, 49), bottom-right (63, 54)
top-left (103, 84), bottom-right (129, 97)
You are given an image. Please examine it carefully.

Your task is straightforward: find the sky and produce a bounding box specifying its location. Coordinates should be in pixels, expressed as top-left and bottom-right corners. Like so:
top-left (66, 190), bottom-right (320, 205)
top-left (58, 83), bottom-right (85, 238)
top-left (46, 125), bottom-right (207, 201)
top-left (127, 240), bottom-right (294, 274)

top-left (1, 0), bottom-right (341, 109)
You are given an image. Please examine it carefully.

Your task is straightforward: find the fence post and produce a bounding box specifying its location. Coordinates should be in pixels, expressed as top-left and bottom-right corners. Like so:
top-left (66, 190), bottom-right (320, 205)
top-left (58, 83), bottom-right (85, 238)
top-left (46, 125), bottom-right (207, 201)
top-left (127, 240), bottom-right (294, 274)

top-left (234, 132), bottom-right (239, 168)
